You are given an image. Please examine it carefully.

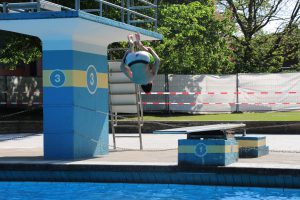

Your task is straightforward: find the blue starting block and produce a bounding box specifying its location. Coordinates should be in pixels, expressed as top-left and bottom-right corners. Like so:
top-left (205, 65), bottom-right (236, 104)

top-left (235, 136), bottom-right (269, 158)
top-left (178, 139), bottom-right (238, 166)
top-left (154, 123), bottom-right (246, 166)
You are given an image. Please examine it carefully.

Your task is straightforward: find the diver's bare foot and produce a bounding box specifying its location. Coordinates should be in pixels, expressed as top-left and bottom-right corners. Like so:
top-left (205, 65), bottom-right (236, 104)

top-left (127, 34), bottom-right (134, 44)
top-left (135, 33), bottom-right (141, 42)
top-left (135, 33), bottom-right (142, 46)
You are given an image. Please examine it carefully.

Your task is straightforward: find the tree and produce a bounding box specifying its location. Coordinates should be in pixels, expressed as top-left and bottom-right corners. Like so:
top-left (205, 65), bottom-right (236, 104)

top-left (281, 25), bottom-right (300, 71)
top-left (154, 1), bottom-right (235, 74)
top-left (0, 31), bottom-right (41, 70)
top-left (221, 0), bottom-right (300, 72)
top-left (0, 0), bottom-right (121, 70)
top-left (1, 0), bottom-right (235, 74)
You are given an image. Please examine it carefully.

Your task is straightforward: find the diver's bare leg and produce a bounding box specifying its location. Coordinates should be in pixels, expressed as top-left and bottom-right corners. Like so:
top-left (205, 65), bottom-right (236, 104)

top-left (128, 34), bottom-right (135, 52)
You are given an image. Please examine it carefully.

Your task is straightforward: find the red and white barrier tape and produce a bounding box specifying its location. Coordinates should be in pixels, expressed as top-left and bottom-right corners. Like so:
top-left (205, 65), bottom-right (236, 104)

top-left (142, 102), bottom-right (300, 105)
top-left (1, 102), bottom-right (299, 106)
top-left (141, 91), bottom-right (298, 95)
top-left (1, 91), bottom-right (298, 95)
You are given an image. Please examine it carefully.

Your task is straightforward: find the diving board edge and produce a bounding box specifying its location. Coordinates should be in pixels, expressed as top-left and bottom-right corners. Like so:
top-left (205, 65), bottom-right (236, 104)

top-left (153, 123), bottom-right (246, 134)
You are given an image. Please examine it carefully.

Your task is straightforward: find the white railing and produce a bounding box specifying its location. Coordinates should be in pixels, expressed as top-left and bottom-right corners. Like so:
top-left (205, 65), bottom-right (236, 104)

top-left (0, 0), bottom-right (158, 31)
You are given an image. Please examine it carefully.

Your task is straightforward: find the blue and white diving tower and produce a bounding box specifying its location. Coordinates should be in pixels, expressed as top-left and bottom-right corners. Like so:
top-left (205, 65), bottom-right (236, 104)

top-left (0, 0), bottom-right (162, 160)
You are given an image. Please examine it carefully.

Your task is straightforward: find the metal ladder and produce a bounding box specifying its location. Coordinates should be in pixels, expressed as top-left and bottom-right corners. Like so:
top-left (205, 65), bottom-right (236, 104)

top-left (108, 60), bottom-right (143, 150)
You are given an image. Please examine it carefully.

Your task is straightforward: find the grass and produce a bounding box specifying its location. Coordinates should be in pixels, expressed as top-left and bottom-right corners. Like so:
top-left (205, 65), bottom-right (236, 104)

top-left (129, 111), bottom-right (300, 121)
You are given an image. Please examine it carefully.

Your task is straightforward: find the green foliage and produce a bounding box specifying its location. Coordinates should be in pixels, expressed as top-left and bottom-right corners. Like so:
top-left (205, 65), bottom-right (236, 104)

top-left (154, 1), bottom-right (235, 74)
top-left (0, 31), bottom-right (41, 70)
top-left (3, 0), bottom-right (299, 74)
top-left (137, 111), bottom-right (300, 121)
top-left (231, 25), bottom-right (300, 73)
top-left (223, 0), bottom-right (300, 73)
top-left (160, 0), bottom-right (212, 5)
top-left (281, 26), bottom-right (300, 71)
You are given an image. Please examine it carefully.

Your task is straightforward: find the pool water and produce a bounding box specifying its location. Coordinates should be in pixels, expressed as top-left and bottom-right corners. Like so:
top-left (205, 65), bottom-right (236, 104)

top-left (0, 182), bottom-right (300, 200)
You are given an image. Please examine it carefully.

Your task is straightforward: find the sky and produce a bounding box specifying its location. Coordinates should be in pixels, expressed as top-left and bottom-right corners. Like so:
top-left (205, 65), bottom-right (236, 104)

top-left (264, 0), bottom-right (299, 33)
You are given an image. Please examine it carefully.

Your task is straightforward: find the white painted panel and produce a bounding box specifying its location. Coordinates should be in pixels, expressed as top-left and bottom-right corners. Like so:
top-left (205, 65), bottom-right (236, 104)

top-left (110, 94), bottom-right (137, 105)
top-left (110, 83), bottom-right (136, 94)
top-left (40, 1), bottom-right (62, 11)
top-left (111, 105), bottom-right (138, 113)
top-left (154, 123), bottom-right (246, 134)
top-left (109, 73), bottom-right (131, 83)
top-left (239, 73), bottom-right (300, 111)
top-left (0, 17), bottom-right (161, 53)
top-left (169, 74), bottom-right (236, 113)
top-left (109, 62), bottom-right (122, 72)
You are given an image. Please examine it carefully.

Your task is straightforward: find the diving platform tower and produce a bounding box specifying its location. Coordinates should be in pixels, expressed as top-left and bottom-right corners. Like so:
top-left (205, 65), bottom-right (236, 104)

top-left (0, 0), bottom-right (162, 159)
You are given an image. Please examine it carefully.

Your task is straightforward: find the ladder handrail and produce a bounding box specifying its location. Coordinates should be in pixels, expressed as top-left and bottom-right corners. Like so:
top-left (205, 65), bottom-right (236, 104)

top-left (136, 0), bottom-right (157, 7)
top-left (93, 0), bottom-right (156, 22)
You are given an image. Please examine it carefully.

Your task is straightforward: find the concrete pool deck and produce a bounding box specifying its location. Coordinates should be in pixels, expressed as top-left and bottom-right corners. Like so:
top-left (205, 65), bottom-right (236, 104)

top-left (0, 133), bottom-right (300, 188)
top-left (0, 133), bottom-right (300, 168)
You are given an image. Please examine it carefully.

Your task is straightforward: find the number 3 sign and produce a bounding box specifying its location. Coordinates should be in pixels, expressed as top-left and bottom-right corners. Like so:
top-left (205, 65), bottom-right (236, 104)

top-left (50, 70), bottom-right (65, 87)
top-left (86, 65), bottom-right (98, 95)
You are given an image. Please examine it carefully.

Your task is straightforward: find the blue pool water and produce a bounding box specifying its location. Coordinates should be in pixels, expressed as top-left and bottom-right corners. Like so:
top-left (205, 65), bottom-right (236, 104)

top-left (0, 182), bottom-right (300, 200)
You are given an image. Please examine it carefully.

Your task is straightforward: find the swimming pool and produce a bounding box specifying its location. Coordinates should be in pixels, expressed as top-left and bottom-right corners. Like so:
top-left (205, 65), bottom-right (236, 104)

top-left (0, 182), bottom-right (300, 200)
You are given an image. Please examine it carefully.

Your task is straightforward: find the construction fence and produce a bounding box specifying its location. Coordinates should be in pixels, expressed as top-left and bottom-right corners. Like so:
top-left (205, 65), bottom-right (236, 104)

top-left (1, 72), bottom-right (300, 113)
top-left (142, 73), bottom-right (300, 113)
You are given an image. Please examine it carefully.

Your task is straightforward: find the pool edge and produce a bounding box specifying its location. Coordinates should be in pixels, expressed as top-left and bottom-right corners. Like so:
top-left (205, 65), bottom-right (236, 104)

top-left (0, 163), bottom-right (299, 189)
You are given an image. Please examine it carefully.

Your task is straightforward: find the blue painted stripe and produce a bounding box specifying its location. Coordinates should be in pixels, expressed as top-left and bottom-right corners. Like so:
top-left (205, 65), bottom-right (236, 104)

top-left (43, 87), bottom-right (108, 111)
top-left (43, 87), bottom-right (74, 106)
top-left (178, 152), bottom-right (238, 158)
top-left (73, 87), bottom-right (108, 112)
top-left (239, 146), bottom-right (269, 158)
top-left (43, 50), bottom-right (108, 73)
top-left (74, 106), bottom-right (108, 137)
top-left (0, 11), bottom-right (78, 20)
top-left (178, 152), bottom-right (238, 166)
top-left (43, 105), bottom-right (74, 133)
top-left (42, 50), bottom-right (75, 70)
top-left (44, 132), bottom-right (74, 159)
top-left (74, 106), bottom-right (108, 157)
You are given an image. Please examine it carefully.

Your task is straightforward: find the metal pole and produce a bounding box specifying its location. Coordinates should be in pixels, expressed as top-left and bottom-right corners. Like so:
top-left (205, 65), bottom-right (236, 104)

top-left (36, 0), bottom-right (40, 12)
top-left (96, 0), bottom-right (156, 21)
top-left (235, 72), bottom-right (240, 113)
top-left (165, 74), bottom-right (170, 113)
top-left (30, 0), bottom-right (34, 12)
top-left (127, 0), bottom-right (130, 24)
top-left (121, 0), bottom-right (124, 22)
top-left (3, 2), bottom-right (7, 13)
top-left (154, 0), bottom-right (157, 31)
top-left (75, 0), bottom-right (80, 10)
top-left (131, 0), bottom-right (135, 23)
top-left (99, 0), bottom-right (102, 16)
